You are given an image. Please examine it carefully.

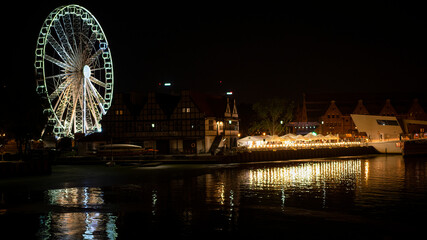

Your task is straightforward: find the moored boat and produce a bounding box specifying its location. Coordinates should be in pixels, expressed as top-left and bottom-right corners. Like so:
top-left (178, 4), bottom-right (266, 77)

top-left (96, 144), bottom-right (156, 156)
top-left (351, 114), bottom-right (403, 154)
top-left (368, 140), bottom-right (402, 154)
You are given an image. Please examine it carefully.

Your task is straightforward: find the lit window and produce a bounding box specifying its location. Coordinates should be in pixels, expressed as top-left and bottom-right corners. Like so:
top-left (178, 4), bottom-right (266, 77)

top-left (182, 107), bottom-right (190, 113)
top-left (376, 120), bottom-right (398, 126)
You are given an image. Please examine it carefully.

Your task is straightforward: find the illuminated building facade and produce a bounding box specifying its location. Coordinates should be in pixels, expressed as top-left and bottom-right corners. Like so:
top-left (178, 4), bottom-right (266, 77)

top-left (102, 90), bottom-right (239, 154)
top-left (318, 98), bottom-right (427, 138)
top-left (287, 93), bottom-right (320, 135)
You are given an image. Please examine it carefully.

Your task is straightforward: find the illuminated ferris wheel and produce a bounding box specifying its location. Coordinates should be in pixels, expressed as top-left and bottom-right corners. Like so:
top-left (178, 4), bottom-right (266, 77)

top-left (35, 4), bottom-right (113, 138)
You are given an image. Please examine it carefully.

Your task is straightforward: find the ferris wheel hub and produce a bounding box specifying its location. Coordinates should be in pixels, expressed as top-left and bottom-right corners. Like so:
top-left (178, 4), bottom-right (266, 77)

top-left (83, 65), bottom-right (91, 79)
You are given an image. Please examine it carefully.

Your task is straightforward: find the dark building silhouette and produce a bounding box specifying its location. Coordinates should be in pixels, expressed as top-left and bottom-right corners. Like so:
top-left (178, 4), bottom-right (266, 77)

top-left (316, 96), bottom-right (427, 137)
top-left (101, 90), bottom-right (239, 154)
top-left (287, 93), bottom-right (319, 135)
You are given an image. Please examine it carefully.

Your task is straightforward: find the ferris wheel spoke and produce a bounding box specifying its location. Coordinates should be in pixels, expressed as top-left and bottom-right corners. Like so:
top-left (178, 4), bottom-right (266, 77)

top-left (46, 34), bottom-right (72, 63)
top-left (85, 31), bottom-right (98, 52)
top-left (79, 31), bottom-right (96, 61)
top-left (67, 91), bottom-right (79, 135)
top-left (86, 49), bottom-right (103, 66)
top-left (90, 67), bottom-right (105, 72)
top-left (86, 78), bottom-right (106, 114)
top-left (85, 87), bottom-right (101, 128)
top-left (63, 13), bottom-right (77, 51)
top-left (53, 87), bottom-right (72, 122)
top-left (87, 84), bottom-right (104, 117)
top-left (86, 79), bottom-right (105, 103)
top-left (45, 55), bottom-right (72, 70)
top-left (53, 19), bottom-right (75, 57)
top-left (49, 76), bottom-right (74, 101)
top-left (72, 14), bottom-right (81, 46)
top-left (45, 73), bottom-right (70, 80)
top-left (89, 76), bottom-right (106, 88)
top-left (63, 91), bottom-right (75, 135)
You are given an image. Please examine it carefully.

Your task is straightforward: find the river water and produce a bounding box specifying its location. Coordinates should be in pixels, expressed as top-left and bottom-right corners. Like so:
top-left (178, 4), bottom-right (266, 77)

top-left (1, 155), bottom-right (427, 239)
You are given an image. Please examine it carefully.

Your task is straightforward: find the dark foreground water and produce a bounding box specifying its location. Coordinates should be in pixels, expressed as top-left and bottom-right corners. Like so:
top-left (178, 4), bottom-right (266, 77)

top-left (1, 155), bottom-right (427, 239)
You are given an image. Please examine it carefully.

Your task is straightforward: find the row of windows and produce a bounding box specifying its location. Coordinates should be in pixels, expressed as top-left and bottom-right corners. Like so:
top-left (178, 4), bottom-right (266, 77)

top-left (105, 120), bottom-right (206, 132)
top-left (111, 108), bottom-right (201, 119)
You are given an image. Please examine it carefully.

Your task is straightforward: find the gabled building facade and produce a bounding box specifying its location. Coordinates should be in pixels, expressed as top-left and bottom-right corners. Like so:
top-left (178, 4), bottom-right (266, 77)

top-left (101, 90), bottom-right (239, 154)
top-left (318, 98), bottom-right (427, 138)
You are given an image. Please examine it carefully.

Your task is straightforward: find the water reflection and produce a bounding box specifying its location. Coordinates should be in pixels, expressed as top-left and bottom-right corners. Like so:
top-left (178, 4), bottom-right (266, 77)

top-left (247, 159), bottom-right (365, 190)
top-left (47, 187), bottom-right (104, 207)
top-left (2, 156), bottom-right (426, 238)
top-left (39, 187), bottom-right (118, 239)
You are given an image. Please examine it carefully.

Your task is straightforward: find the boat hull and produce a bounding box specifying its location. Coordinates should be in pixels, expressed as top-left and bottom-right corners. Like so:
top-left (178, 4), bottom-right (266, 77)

top-left (368, 140), bottom-right (402, 154)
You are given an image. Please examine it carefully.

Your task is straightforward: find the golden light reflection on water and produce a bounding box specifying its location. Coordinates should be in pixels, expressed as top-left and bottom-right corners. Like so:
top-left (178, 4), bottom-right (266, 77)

top-left (247, 160), bottom-right (367, 190)
top-left (38, 187), bottom-right (118, 239)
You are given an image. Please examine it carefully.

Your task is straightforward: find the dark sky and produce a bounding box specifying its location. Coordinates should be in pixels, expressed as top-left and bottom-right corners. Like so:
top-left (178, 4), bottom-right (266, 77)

top-left (4, 0), bottom-right (427, 104)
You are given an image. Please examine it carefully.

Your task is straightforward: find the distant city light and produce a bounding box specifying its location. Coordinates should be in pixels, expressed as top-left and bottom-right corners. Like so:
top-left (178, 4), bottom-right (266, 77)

top-left (226, 91), bottom-right (233, 95)
top-left (164, 82), bottom-right (171, 86)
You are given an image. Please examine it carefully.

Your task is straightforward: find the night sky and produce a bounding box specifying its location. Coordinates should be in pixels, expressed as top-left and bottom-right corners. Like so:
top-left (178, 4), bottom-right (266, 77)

top-left (4, 0), bottom-right (427, 104)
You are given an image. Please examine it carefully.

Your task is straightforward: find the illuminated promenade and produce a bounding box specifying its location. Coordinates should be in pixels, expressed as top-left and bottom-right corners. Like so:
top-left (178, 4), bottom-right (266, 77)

top-left (245, 141), bottom-right (363, 150)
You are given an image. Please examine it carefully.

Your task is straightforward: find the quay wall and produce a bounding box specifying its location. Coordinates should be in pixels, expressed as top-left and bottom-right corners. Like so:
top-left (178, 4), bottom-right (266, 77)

top-left (224, 146), bottom-right (378, 163)
top-left (0, 150), bottom-right (52, 177)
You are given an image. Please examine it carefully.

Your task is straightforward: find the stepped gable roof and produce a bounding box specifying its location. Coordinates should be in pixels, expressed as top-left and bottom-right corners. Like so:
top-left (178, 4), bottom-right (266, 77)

top-left (108, 92), bottom-right (134, 115)
top-left (305, 92), bottom-right (426, 117)
top-left (127, 92), bottom-right (147, 117)
top-left (188, 91), bottom-right (229, 118)
top-left (407, 98), bottom-right (427, 120)
top-left (353, 99), bottom-right (369, 115)
top-left (408, 98), bottom-right (424, 114)
top-left (155, 92), bottom-right (180, 117)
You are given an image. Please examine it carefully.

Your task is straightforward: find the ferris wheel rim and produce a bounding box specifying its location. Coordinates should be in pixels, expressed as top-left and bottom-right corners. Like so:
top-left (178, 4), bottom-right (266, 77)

top-left (34, 4), bottom-right (114, 139)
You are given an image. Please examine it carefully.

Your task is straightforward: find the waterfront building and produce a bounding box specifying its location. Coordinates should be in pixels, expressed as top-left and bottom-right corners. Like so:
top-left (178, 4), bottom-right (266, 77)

top-left (287, 93), bottom-right (319, 135)
top-left (379, 99), bottom-right (398, 116)
top-left (317, 96), bottom-right (427, 138)
top-left (101, 90), bottom-right (239, 154)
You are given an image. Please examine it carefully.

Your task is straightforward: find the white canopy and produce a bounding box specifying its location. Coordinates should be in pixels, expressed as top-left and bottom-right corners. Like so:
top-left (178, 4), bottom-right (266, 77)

top-left (325, 134), bottom-right (339, 140)
top-left (282, 133), bottom-right (297, 139)
top-left (269, 135), bottom-right (284, 142)
top-left (294, 135), bottom-right (306, 140)
top-left (237, 135), bottom-right (267, 146)
top-left (304, 132), bottom-right (317, 140)
top-left (239, 133), bottom-right (341, 146)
